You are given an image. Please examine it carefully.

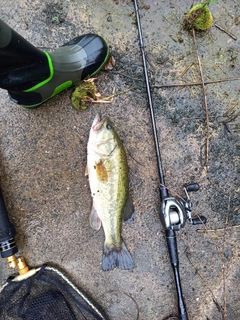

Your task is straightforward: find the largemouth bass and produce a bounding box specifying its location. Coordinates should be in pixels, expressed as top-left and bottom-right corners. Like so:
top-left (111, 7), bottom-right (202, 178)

top-left (86, 113), bottom-right (134, 271)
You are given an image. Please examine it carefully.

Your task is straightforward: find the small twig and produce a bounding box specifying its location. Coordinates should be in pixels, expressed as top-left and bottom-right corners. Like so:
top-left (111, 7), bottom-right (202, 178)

top-left (221, 112), bottom-right (240, 125)
top-left (146, 54), bottom-right (157, 69)
top-left (182, 117), bottom-right (204, 121)
top-left (152, 77), bottom-right (240, 88)
top-left (179, 62), bottom-right (196, 77)
top-left (196, 224), bottom-right (240, 233)
top-left (223, 101), bottom-right (238, 118)
top-left (100, 87), bottom-right (132, 101)
top-left (21, 17), bottom-right (29, 29)
top-left (234, 206), bottom-right (240, 213)
top-left (86, 87), bottom-right (133, 104)
top-left (223, 123), bottom-right (232, 134)
top-left (116, 72), bottom-right (240, 88)
top-left (192, 28), bottom-right (210, 171)
top-left (214, 23), bottom-right (237, 41)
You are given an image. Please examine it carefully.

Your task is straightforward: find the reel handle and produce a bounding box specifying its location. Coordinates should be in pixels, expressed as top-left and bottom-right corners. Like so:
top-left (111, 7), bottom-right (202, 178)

top-left (185, 183), bottom-right (199, 192)
top-left (192, 216), bottom-right (207, 225)
top-left (184, 184), bottom-right (207, 226)
top-left (0, 189), bottom-right (18, 258)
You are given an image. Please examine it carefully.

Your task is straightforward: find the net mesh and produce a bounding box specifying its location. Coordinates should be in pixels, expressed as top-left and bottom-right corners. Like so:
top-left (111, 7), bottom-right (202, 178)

top-left (0, 264), bottom-right (108, 320)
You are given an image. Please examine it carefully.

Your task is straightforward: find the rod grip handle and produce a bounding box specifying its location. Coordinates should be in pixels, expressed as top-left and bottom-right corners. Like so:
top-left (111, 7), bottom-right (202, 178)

top-left (179, 312), bottom-right (188, 320)
top-left (0, 189), bottom-right (18, 258)
top-left (166, 228), bottom-right (178, 266)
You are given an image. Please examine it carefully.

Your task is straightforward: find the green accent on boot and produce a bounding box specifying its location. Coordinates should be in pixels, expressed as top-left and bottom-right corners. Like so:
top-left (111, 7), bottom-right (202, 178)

top-left (23, 52), bottom-right (73, 108)
top-left (21, 36), bottom-right (110, 108)
top-left (23, 80), bottom-right (73, 108)
top-left (23, 52), bottom-right (54, 93)
top-left (52, 81), bottom-right (72, 96)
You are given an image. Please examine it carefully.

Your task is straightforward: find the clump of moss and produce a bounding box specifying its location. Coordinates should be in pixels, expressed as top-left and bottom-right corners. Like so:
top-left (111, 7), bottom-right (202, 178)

top-left (71, 80), bottom-right (99, 110)
top-left (184, 0), bottom-right (217, 31)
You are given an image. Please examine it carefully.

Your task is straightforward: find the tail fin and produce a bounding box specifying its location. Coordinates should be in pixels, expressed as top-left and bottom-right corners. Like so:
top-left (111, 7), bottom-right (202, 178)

top-left (102, 242), bottom-right (134, 271)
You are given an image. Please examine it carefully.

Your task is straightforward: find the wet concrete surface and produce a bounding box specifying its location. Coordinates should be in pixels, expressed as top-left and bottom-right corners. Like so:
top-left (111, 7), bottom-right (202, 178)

top-left (0, 0), bottom-right (239, 319)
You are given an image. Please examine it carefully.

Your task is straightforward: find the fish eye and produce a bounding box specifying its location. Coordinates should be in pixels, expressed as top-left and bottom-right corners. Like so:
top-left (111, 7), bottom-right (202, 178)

top-left (106, 124), bottom-right (112, 130)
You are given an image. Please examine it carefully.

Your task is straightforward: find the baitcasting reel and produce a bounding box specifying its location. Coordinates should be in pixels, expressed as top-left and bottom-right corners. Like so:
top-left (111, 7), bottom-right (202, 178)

top-left (160, 183), bottom-right (207, 231)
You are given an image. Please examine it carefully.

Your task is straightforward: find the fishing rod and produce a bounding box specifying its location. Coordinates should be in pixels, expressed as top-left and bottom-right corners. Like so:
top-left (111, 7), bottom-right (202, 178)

top-left (133, 1), bottom-right (207, 319)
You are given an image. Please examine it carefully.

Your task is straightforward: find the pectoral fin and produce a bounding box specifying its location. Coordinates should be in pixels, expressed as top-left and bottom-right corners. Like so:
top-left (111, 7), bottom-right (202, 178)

top-left (90, 205), bottom-right (102, 230)
top-left (123, 196), bottom-right (135, 223)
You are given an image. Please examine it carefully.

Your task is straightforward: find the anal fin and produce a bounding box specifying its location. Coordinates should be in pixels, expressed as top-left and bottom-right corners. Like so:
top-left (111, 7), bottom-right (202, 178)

top-left (123, 196), bottom-right (135, 223)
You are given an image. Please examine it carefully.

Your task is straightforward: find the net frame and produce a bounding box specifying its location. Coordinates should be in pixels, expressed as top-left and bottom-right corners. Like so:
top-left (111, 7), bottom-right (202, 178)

top-left (0, 264), bottom-right (108, 320)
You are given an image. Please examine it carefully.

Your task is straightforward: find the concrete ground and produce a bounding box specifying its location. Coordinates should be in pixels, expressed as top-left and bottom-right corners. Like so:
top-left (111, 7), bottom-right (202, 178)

top-left (0, 0), bottom-right (239, 319)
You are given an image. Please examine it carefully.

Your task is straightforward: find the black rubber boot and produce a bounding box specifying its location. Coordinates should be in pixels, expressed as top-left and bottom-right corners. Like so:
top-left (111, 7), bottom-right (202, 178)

top-left (0, 19), bottom-right (109, 107)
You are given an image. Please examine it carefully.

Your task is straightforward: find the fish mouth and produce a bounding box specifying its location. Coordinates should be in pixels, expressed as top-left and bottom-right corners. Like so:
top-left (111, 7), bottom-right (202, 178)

top-left (92, 113), bottom-right (104, 132)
